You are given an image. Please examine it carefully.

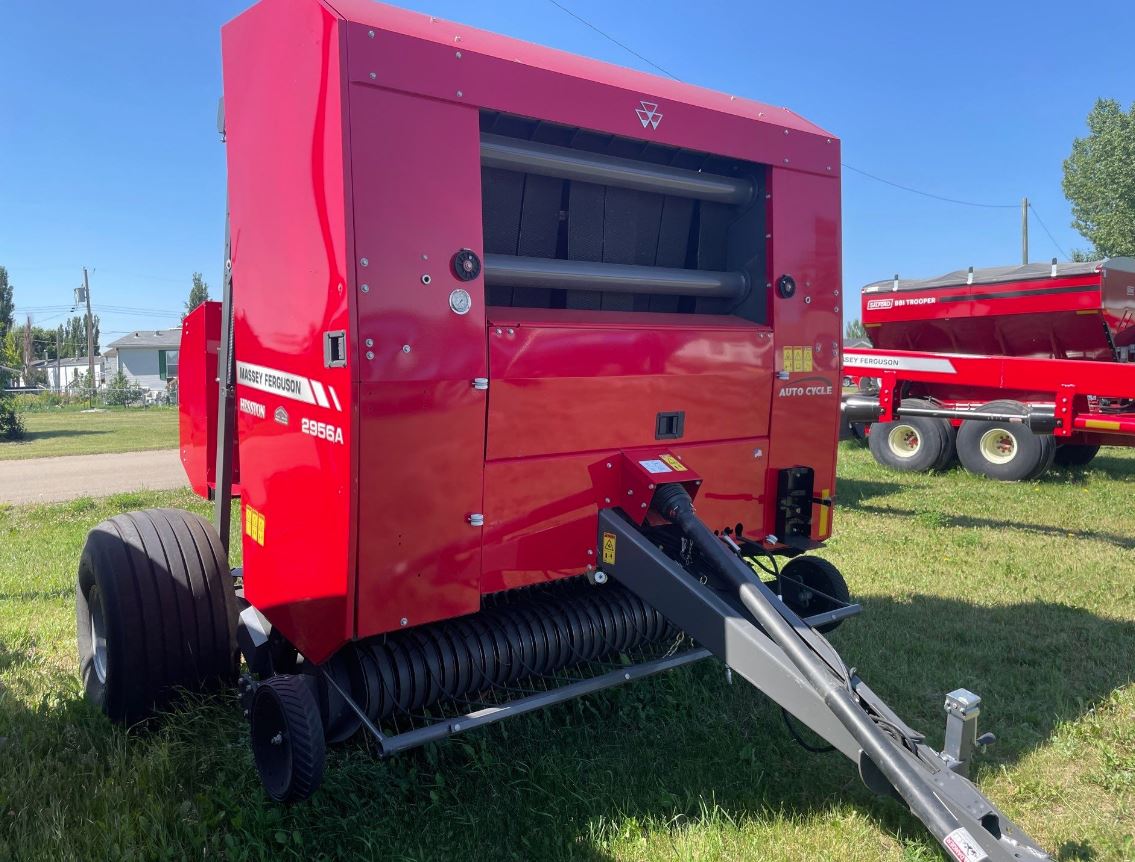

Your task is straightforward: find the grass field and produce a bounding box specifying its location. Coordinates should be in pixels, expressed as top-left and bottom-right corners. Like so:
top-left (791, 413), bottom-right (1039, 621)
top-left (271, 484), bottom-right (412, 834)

top-left (0, 408), bottom-right (178, 460)
top-left (1, 445), bottom-right (1133, 861)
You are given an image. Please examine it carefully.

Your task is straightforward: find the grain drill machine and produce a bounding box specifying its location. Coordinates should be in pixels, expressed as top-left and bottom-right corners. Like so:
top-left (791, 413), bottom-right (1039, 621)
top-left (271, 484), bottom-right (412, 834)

top-left (844, 259), bottom-right (1135, 480)
top-left (75, 1), bottom-right (1051, 858)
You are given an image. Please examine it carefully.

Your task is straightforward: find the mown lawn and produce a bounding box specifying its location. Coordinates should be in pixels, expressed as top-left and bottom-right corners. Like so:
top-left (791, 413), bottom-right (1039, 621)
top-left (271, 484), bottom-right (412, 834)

top-left (0, 408), bottom-right (179, 460)
top-left (1, 447), bottom-right (1133, 861)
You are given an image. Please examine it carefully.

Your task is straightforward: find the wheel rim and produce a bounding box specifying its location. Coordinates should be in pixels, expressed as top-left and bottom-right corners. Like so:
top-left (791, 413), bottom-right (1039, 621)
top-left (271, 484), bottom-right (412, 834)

top-left (89, 585), bottom-right (108, 685)
top-left (979, 428), bottom-right (1018, 464)
top-left (886, 424), bottom-right (921, 459)
top-left (251, 687), bottom-right (294, 800)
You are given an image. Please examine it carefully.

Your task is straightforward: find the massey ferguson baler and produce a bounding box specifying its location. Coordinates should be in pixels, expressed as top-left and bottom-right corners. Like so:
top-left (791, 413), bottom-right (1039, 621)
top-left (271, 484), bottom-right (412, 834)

top-left (844, 259), bottom-right (1135, 480)
top-left (75, 1), bottom-right (1052, 858)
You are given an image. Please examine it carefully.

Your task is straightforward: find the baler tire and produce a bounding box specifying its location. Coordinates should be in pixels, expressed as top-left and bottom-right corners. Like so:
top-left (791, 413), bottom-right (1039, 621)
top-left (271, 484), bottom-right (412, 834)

top-left (956, 400), bottom-right (1054, 482)
top-left (76, 508), bottom-right (237, 725)
top-left (250, 675), bottom-right (326, 803)
top-left (1054, 443), bottom-right (1101, 467)
top-left (867, 409), bottom-right (948, 473)
top-left (774, 556), bottom-right (851, 634)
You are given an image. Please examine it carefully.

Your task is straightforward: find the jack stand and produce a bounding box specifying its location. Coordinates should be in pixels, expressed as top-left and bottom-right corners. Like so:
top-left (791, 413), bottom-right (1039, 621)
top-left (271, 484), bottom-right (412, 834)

top-left (942, 688), bottom-right (996, 777)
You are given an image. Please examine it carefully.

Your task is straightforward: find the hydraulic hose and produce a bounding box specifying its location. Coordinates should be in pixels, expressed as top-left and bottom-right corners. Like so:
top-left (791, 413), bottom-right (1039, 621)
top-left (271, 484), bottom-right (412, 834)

top-left (650, 484), bottom-right (964, 847)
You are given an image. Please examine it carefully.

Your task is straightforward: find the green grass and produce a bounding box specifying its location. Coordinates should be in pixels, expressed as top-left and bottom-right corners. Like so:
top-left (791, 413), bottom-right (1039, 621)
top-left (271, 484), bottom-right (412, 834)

top-left (1, 450), bottom-right (1133, 861)
top-left (0, 408), bottom-right (178, 460)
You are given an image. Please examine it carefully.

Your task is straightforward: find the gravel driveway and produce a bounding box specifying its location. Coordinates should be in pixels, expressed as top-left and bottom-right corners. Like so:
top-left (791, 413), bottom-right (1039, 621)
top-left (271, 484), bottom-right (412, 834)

top-left (0, 449), bottom-right (188, 505)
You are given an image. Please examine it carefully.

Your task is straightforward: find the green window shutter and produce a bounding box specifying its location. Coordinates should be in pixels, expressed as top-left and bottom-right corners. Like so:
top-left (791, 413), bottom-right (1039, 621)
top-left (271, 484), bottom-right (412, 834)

top-left (158, 350), bottom-right (167, 380)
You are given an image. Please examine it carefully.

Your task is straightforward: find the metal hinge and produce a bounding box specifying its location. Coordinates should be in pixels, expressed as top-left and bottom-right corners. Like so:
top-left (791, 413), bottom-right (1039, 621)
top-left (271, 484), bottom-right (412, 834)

top-left (472, 377), bottom-right (489, 390)
top-left (467, 513), bottom-right (485, 527)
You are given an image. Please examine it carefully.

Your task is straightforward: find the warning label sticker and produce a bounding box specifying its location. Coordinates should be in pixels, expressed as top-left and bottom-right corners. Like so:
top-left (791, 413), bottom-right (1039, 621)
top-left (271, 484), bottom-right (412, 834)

top-left (601, 532), bottom-right (617, 565)
top-left (638, 459), bottom-right (673, 474)
top-left (943, 828), bottom-right (989, 862)
top-left (244, 505), bottom-right (266, 547)
top-left (782, 345), bottom-right (814, 373)
top-left (660, 454), bottom-right (687, 472)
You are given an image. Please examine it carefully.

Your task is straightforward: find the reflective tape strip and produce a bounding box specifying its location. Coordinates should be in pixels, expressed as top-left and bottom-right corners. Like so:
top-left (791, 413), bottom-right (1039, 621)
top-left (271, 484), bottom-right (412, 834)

top-left (310, 380), bottom-right (330, 409)
top-left (1082, 418), bottom-right (1121, 431)
top-left (328, 386), bottom-right (342, 412)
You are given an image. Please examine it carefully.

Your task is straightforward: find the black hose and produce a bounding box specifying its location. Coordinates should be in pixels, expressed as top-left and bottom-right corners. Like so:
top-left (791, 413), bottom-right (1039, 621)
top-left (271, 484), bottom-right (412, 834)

top-left (650, 484), bottom-right (963, 845)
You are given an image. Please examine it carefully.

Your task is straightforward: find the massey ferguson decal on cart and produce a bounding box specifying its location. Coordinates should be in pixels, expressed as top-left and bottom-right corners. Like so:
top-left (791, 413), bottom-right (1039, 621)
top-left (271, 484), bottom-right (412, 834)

top-left (843, 258), bottom-right (1135, 480)
top-left (72, 2), bottom-right (1052, 859)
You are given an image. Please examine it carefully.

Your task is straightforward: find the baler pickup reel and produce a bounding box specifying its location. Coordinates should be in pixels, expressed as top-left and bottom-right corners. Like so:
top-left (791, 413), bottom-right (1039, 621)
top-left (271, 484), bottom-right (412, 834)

top-left (598, 479), bottom-right (1050, 862)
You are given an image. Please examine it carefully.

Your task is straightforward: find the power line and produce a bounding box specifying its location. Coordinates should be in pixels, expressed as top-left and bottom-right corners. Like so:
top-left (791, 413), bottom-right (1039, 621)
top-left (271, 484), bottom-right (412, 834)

top-left (545, 0), bottom-right (679, 80)
top-left (841, 163), bottom-right (1018, 209)
top-left (541, 0), bottom-right (1063, 221)
top-left (1027, 203), bottom-right (1070, 260)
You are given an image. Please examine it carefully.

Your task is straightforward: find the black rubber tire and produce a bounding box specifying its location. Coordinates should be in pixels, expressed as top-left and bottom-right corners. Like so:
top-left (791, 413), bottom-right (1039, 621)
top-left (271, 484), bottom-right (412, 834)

top-left (1054, 443), bottom-right (1101, 467)
top-left (956, 400), bottom-right (1055, 482)
top-left (250, 675), bottom-right (326, 803)
top-left (867, 403), bottom-right (949, 473)
top-left (76, 508), bottom-right (238, 725)
top-left (902, 399), bottom-right (957, 470)
top-left (775, 556), bottom-right (851, 634)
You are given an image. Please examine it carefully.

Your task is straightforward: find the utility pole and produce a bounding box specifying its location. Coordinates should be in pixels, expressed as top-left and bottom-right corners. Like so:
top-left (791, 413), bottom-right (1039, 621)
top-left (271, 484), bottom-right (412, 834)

top-left (83, 267), bottom-right (94, 406)
top-left (55, 328), bottom-right (61, 393)
top-left (1021, 197), bottom-right (1029, 265)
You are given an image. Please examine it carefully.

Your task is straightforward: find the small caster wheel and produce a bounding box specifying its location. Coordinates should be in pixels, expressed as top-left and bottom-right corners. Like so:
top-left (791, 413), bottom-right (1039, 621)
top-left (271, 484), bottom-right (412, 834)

top-left (250, 675), bottom-right (326, 802)
top-left (774, 556), bottom-right (851, 634)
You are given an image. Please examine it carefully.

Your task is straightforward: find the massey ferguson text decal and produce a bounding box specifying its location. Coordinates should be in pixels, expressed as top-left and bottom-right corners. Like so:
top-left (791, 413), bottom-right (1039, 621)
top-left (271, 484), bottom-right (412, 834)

top-left (843, 351), bottom-right (957, 374)
top-left (236, 361), bottom-right (342, 412)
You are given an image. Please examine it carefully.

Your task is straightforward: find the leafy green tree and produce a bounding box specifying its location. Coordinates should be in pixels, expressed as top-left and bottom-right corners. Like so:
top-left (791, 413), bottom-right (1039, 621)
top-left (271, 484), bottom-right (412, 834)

top-left (0, 266), bottom-right (23, 439)
top-left (59, 314), bottom-right (100, 358)
top-left (0, 266), bottom-right (13, 345)
top-left (844, 319), bottom-right (868, 341)
top-left (105, 367), bottom-right (146, 407)
top-left (184, 272), bottom-right (210, 320)
top-left (1063, 99), bottom-right (1135, 257)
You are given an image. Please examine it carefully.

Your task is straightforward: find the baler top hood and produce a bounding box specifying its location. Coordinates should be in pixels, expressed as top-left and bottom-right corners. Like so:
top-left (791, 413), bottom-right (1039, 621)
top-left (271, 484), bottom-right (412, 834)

top-left (322, 0), bottom-right (834, 134)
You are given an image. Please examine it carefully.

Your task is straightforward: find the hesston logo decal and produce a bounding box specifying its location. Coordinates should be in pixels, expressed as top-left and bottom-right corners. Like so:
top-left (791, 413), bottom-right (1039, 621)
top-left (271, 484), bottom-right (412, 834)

top-left (778, 375), bottom-right (834, 398)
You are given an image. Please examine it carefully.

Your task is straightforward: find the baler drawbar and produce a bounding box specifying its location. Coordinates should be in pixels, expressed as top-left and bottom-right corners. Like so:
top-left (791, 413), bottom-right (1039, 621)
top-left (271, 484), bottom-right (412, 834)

top-left (73, 1), bottom-right (1054, 859)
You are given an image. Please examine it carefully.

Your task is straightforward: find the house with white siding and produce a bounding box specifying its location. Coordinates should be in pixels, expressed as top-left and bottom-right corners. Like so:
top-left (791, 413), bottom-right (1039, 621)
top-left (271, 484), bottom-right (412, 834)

top-left (25, 356), bottom-right (106, 390)
top-left (105, 330), bottom-right (181, 395)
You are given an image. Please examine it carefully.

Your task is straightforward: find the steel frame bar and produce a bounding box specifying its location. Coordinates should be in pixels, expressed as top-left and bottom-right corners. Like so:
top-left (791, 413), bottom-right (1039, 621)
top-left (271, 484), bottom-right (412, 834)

top-left (483, 254), bottom-right (748, 298)
top-left (480, 133), bottom-right (754, 206)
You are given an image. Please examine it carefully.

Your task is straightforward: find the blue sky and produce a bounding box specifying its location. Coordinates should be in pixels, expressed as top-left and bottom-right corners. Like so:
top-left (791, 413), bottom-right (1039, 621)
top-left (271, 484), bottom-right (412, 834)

top-left (2, 0), bottom-right (1132, 341)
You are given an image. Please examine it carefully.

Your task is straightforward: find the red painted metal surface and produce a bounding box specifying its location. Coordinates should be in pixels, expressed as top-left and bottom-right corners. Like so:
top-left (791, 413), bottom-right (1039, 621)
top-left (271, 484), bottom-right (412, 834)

top-left (203, 0), bottom-right (843, 661)
top-left (220, 0), bottom-right (355, 663)
top-left (764, 168), bottom-right (843, 541)
top-left (179, 301), bottom-right (222, 498)
top-left (843, 347), bottom-right (1135, 440)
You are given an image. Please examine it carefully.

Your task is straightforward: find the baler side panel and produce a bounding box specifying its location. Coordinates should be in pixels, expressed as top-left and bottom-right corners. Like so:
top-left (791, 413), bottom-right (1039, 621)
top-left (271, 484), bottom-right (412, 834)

top-left (350, 86), bottom-right (488, 639)
top-left (765, 168), bottom-right (842, 542)
top-left (482, 313), bottom-right (773, 592)
top-left (222, 0), bottom-right (354, 664)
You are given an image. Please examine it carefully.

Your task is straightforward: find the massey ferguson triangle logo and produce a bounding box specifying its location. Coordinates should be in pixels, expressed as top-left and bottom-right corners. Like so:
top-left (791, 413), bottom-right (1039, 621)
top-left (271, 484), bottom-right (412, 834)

top-left (636, 100), bottom-right (663, 130)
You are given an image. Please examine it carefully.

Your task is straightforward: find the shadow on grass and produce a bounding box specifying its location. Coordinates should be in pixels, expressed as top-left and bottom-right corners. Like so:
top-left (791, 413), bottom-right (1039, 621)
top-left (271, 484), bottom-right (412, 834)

top-left (844, 501), bottom-right (1135, 550)
top-left (22, 429), bottom-right (109, 442)
top-left (4, 595), bottom-right (1131, 860)
top-left (834, 476), bottom-right (905, 505)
